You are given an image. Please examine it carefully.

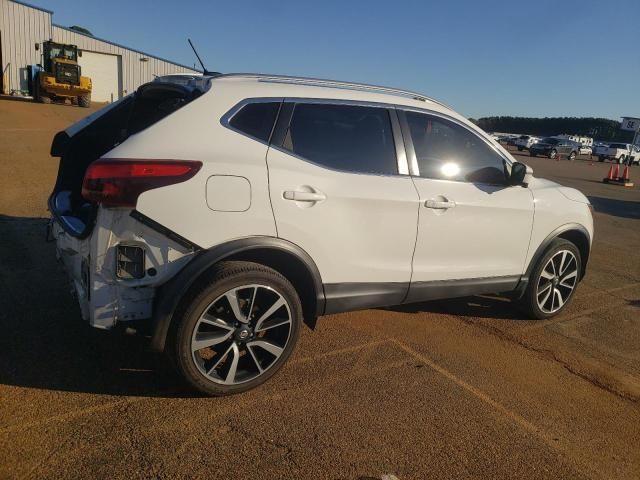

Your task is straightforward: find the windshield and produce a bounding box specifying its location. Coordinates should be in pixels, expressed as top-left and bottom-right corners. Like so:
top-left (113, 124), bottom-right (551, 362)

top-left (49, 45), bottom-right (77, 61)
top-left (541, 138), bottom-right (558, 144)
top-left (609, 143), bottom-right (626, 149)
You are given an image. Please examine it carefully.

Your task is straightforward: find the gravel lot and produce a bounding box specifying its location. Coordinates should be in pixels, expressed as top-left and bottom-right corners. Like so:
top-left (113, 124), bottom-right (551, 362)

top-left (1, 99), bottom-right (639, 480)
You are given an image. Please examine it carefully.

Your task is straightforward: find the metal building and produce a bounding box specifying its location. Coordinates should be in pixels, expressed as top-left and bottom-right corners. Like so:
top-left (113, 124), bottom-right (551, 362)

top-left (0, 0), bottom-right (198, 101)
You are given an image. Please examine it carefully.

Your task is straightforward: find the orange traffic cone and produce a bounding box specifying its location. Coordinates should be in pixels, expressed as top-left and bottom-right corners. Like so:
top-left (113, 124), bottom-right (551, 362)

top-left (613, 164), bottom-right (620, 179)
top-left (622, 165), bottom-right (630, 182)
top-left (607, 165), bottom-right (615, 180)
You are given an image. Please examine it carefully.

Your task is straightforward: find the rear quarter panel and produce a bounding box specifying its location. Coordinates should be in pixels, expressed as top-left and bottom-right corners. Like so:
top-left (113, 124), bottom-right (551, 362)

top-left (101, 86), bottom-right (278, 248)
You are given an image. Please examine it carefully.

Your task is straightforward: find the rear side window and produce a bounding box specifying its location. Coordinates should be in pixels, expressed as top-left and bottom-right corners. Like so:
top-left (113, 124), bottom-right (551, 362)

top-left (405, 111), bottom-right (507, 185)
top-left (229, 102), bottom-right (280, 142)
top-left (283, 103), bottom-right (397, 175)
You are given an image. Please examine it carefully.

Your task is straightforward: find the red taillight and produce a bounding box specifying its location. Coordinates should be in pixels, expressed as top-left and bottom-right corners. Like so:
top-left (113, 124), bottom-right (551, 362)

top-left (82, 159), bottom-right (202, 207)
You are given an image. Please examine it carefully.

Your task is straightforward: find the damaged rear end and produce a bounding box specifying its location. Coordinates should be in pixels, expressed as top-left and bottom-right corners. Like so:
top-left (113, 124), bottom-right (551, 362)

top-left (49, 75), bottom-right (210, 329)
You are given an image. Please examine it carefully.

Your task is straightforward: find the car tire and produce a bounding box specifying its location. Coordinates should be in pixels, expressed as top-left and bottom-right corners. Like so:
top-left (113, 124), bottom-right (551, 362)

top-left (549, 149), bottom-right (557, 159)
top-left (518, 238), bottom-right (582, 320)
top-left (169, 261), bottom-right (302, 396)
top-left (517, 146), bottom-right (523, 151)
top-left (569, 151), bottom-right (576, 161)
top-left (618, 155), bottom-right (625, 164)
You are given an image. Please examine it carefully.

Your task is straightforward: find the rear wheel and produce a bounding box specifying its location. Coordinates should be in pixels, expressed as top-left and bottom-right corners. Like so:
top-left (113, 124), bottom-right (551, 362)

top-left (37, 84), bottom-right (52, 104)
top-left (170, 261), bottom-right (302, 396)
top-left (78, 94), bottom-right (91, 108)
top-left (519, 239), bottom-right (581, 319)
top-left (549, 149), bottom-right (557, 159)
top-left (569, 151), bottom-right (577, 161)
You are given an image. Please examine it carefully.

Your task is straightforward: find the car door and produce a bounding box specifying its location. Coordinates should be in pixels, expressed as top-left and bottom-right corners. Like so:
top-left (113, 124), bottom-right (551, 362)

top-left (266, 100), bottom-right (419, 312)
top-left (558, 141), bottom-right (572, 156)
top-left (398, 109), bottom-right (535, 302)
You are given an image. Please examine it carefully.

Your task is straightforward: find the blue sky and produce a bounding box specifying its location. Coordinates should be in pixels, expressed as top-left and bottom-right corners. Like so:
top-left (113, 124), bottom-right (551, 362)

top-left (35, 0), bottom-right (640, 119)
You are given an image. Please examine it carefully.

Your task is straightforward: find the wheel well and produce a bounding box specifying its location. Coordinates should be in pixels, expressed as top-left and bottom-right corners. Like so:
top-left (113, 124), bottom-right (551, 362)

top-left (223, 248), bottom-right (321, 328)
top-left (557, 229), bottom-right (590, 279)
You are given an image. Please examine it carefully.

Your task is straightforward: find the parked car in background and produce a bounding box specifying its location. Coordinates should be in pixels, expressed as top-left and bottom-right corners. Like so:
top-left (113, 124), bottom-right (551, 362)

top-left (556, 134), bottom-right (593, 148)
top-left (593, 143), bottom-right (610, 159)
top-left (515, 135), bottom-right (540, 151)
top-left (47, 73), bottom-right (593, 396)
top-left (601, 143), bottom-right (636, 164)
top-left (529, 137), bottom-right (579, 160)
top-left (579, 145), bottom-right (592, 156)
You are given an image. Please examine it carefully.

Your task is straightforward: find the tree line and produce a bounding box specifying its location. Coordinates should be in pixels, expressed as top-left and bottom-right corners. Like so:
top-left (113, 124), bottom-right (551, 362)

top-left (469, 117), bottom-right (634, 142)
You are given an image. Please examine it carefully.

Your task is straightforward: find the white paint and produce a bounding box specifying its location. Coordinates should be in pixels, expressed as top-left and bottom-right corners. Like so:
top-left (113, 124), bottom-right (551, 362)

top-left (267, 148), bottom-right (419, 284)
top-left (206, 175), bottom-right (251, 212)
top-left (410, 178), bottom-right (534, 281)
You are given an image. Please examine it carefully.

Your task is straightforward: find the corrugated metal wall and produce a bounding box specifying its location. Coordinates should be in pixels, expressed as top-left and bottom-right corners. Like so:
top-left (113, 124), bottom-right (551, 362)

top-left (52, 25), bottom-right (198, 98)
top-left (1, 0), bottom-right (198, 98)
top-left (0, 0), bottom-right (52, 93)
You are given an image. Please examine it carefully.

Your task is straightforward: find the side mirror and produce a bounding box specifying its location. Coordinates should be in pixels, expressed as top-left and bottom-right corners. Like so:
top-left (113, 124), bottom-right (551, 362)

top-left (510, 162), bottom-right (530, 186)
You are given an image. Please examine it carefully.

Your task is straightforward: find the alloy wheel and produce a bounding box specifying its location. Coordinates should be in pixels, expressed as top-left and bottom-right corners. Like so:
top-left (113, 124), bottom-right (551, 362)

top-left (536, 250), bottom-right (578, 314)
top-left (191, 284), bottom-right (292, 385)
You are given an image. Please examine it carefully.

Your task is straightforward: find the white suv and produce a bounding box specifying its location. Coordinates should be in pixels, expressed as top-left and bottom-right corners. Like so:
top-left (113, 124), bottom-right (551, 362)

top-left (514, 135), bottom-right (539, 151)
top-left (48, 74), bottom-right (593, 395)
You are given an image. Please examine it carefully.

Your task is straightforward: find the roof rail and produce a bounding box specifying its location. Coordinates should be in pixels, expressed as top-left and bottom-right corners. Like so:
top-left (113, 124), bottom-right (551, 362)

top-left (214, 73), bottom-right (449, 108)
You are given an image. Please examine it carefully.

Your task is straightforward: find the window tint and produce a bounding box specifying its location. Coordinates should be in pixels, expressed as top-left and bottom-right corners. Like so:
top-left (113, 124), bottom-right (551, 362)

top-left (405, 111), bottom-right (507, 184)
top-left (229, 102), bottom-right (280, 142)
top-left (284, 103), bottom-right (397, 175)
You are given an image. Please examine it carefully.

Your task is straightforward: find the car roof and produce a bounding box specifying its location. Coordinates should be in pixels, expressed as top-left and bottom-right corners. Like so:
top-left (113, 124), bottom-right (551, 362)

top-left (208, 73), bottom-right (453, 113)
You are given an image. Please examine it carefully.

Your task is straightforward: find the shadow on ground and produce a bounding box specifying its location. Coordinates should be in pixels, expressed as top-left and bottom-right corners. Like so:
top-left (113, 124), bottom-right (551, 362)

top-left (588, 196), bottom-right (640, 220)
top-left (0, 215), bottom-right (188, 397)
top-left (0, 214), bottom-right (543, 397)
top-left (383, 294), bottom-right (524, 320)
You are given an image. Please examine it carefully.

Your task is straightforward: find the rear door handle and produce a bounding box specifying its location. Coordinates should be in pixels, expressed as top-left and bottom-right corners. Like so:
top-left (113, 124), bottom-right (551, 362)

top-left (425, 199), bottom-right (455, 209)
top-left (283, 190), bottom-right (326, 202)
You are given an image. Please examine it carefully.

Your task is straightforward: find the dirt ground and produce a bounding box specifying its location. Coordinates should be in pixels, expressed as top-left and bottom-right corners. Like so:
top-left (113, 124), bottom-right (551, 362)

top-left (0, 99), bottom-right (639, 480)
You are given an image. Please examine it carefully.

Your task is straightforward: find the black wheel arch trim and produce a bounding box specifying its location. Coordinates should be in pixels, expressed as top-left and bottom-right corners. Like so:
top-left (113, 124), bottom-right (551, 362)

top-left (514, 223), bottom-right (591, 299)
top-left (149, 235), bottom-right (325, 351)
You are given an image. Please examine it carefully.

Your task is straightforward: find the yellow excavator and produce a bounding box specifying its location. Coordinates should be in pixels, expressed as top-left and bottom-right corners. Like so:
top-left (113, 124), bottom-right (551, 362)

top-left (35, 41), bottom-right (92, 107)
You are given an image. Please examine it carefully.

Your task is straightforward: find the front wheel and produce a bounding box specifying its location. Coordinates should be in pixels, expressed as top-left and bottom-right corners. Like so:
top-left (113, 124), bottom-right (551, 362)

top-left (618, 155), bottom-right (625, 164)
top-left (569, 151), bottom-right (577, 161)
top-left (549, 149), bottom-right (557, 159)
top-left (170, 261), bottom-right (302, 396)
top-left (78, 94), bottom-right (91, 108)
top-left (518, 239), bottom-right (581, 319)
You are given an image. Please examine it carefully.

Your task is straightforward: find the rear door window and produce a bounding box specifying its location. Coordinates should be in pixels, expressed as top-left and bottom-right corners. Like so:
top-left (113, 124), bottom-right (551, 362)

top-left (405, 111), bottom-right (507, 185)
top-left (229, 102), bottom-right (281, 142)
top-left (283, 103), bottom-right (398, 175)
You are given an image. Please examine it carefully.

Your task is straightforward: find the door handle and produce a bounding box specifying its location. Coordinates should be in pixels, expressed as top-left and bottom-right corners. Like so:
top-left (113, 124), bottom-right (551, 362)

top-left (283, 190), bottom-right (326, 202)
top-left (425, 199), bottom-right (455, 209)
